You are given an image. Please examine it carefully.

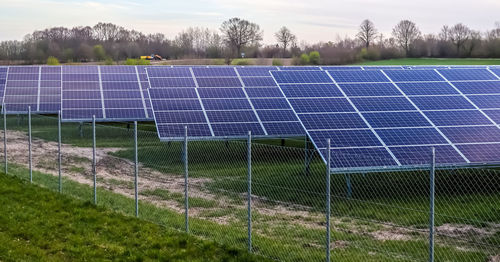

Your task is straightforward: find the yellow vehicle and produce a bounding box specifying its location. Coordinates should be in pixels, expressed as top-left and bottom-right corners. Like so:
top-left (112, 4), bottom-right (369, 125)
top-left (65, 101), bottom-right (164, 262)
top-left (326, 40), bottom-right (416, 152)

top-left (140, 54), bottom-right (163, 60)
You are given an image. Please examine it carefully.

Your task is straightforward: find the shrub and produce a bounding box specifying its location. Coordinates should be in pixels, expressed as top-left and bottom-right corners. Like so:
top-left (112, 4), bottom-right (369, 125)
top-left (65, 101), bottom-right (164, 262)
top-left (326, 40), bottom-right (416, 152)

top-left (359, 48), bottom-right (381, 61)
top-left (125, 58), bottom-right (150, 65)
top-left (47, 56), bottom-right (60, 65)
top-left (211, 59), bottom-right (226, 65)
top-left (104, 57), bottom-right (114, 65)
top-left (93, 45), bottom-right (106, 61)
top-left (308, 51), bottom-right (320, 65)
top-left (231, 59), bottom-right (253, 65)
top-left (272, 59), bottom-right (283, 66)
top-left (299, 53), bottom-right (310, 65)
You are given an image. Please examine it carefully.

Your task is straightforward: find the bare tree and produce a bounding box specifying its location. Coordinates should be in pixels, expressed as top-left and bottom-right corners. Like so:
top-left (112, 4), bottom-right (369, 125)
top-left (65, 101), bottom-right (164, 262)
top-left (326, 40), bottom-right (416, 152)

top-left (439, 25), bottom-right (451, 41)
top-left (93, 22), bottom-right (122, 42)
top-left (220, 17), bottom-right (263, 57)
top-left (449, 23), bottom-right (471, 55)
top-left (275, 26), bottom-right (296, 57)
top-left (357, 19), bottom-right (378, 48)
top-left (392, 20), bottom-right (421, 56)
top-left (464, 30), bottom-right (482, 56)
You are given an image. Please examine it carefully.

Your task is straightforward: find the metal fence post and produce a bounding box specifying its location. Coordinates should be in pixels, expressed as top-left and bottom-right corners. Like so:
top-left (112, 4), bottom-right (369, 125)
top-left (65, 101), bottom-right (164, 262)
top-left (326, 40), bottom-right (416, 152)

top-left (3, 105), bottom-right (7, 174)
top-left (304, 136), bottom-right (309, 176)
top-left (92, 115), bottom-right (97, 205)
top-left (134, 121), bottom-right (138, 217)
top-left (58, 110), bottom-right (62, 193)
top-left (28, 106), bottom-right (32, 183)
top-left (326, 139), bottom-right (331, 262)
top-left (247, 131), bottom-right (252, 253)
top-left (429, 147), bottom-right (436, 262)
top-left (184, 126), bottom-right (189, 233)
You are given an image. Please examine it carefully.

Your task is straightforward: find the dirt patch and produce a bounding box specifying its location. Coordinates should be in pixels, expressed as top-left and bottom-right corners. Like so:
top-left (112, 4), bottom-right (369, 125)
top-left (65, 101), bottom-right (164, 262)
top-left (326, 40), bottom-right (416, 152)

top-left (371, 228), bottom-right (412, 241)
top-left (437, 223), bottom-right (497, 239)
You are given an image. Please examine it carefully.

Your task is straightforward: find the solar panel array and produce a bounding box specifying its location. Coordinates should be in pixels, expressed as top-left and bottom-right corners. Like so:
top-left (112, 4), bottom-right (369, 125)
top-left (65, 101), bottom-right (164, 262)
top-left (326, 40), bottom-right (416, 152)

top-left (61, 66), bottom-right (152, 122)
top-left (146, 66), bottom-right (305, 140)
top-left (271, 68), bottom-right (500, 171)
top-left (0, 67), bottom-right (6, 101)
top-left (2, 66), bottom-right (61, 113)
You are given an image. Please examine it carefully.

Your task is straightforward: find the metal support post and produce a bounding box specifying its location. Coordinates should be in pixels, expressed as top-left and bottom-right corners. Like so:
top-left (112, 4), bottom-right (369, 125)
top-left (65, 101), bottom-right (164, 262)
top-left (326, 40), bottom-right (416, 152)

top-left (345, 174), bottom-right (353, 198)
top-left (429, 147), bottom-right (436, 262)
top-left (304, 136), bottom-right (310, 176)
top-left (326, 139), bottom-right (331, 262)
top-left (184, 126), bottom-right (189, 232)
top-left (134, 121), bottom-right (138, 217)
top-left (78, 122), bottom-right (83, 137)
top-left (58, 111), bottom-right (62, 192)
top-left (3, 106), bottom-right (7, 174)
top-left (28, 106), bottom-right (32, 183)
top-left (92, 115), bottom-right (97, 204)
top-left (247, 131), bottom-right (252, 253)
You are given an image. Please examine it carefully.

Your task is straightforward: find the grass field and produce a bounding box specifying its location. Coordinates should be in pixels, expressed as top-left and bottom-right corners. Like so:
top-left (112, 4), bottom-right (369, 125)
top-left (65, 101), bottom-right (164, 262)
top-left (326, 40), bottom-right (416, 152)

top-left (3, 114), bottom-right (499, 261)
top-left (356, 58), bottom-right (500, 65)
top-left (0, 173), bottom-right (264, 261)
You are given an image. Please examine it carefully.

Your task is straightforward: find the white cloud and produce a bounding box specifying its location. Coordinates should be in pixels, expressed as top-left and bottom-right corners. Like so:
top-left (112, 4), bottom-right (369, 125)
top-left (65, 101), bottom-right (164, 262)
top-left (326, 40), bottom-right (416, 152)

top-left (0, 0), bottom-right (499, 43)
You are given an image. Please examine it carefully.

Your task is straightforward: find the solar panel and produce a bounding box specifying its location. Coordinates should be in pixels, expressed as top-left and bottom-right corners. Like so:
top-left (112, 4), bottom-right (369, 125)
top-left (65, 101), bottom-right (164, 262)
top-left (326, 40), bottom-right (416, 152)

top-left (0, 67), bottom-right (7, 101)
top-left (146, 67), bottom-right (304, 140)
top-left (61, 65), bottom-right (151, 122)
top-left (271, 69), bottom-right (500, 172)
top-left (2, 66), bottom-right (62, 114)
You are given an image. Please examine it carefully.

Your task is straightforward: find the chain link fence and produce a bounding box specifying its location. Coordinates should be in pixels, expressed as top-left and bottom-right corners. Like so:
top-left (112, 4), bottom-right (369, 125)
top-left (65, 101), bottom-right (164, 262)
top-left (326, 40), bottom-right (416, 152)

top-left (1, 112), bottom-right (499, 261)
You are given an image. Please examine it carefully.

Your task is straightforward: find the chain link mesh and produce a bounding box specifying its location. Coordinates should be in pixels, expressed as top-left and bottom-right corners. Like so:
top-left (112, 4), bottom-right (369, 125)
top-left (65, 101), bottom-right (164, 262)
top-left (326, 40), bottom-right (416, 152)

top-left (2, 114), bottom-right (499, 261)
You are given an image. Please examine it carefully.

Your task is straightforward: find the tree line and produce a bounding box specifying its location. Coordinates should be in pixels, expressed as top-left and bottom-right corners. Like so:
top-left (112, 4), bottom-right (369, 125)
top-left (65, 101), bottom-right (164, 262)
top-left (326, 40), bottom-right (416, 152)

top-left (0, 18), bottom-right (499, 64)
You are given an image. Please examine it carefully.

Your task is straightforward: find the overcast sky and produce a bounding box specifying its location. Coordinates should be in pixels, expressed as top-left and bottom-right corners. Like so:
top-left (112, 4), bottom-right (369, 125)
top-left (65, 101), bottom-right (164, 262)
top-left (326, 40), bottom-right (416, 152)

top-left (1, 0), bottom-right (499, 43)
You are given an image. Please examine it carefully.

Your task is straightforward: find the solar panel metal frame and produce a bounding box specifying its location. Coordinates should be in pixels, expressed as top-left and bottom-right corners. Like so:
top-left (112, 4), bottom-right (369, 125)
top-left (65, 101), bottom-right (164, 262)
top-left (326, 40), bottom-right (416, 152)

top-left (61, 65), bottom-right (153, 122)
top-left (146, 66), bottom-right (305, 141)
top-left (2, 66), bottom-right (62, 114)
top-left (270, 68), bottom-right (500, 173)
top-left (0, 66), bottom-right (7, 103)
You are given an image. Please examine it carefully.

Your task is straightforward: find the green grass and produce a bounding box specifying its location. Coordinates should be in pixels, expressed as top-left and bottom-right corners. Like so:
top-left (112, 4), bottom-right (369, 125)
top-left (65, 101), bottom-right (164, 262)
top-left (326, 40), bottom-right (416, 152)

top-left (0, 172), bottom-right (263, 261)
top-left (356, 58), bottom-right (500, 65)
top-left (4, 164), bottom-right (494, 261)
top-left (141, 188), bottom-right (218, 208)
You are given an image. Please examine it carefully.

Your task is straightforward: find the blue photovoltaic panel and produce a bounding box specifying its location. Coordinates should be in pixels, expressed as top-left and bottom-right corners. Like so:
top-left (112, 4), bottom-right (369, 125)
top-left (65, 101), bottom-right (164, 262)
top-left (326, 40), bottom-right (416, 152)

top-left (437, 69), bottom-right (497, 81)
top-left (280, 84), bottom-right (343, 98)
top-left (2, 66), bottom-right (62, 113)
top-left (237, 67), bottom-right (278, 77)
top-left (410, 96), bottom-right (475, 110)
top-left (363, 66), bottom-right (404, 70)
top-left (452, 81), bottom-right (500, 94)
top-left (462, 95), bottom-right (500, 109)
top-left (328, 70), bottom-right (389, 83)
top-left (424, 110), bottom-right (492, 126)
top-left (300, 113), bottom-right (366, 129)
top-left (397, 82), bottom-right (459, 95)
top-left (61, 65), bottom-right (150, 122)
top-left (383, 70), bottom-right (444, 82)
top-left (192, 67), bottom-right (237, 77)
top-left (271, 69), bottom-right (500, 171)
top-left (241, 77), bottom-right (277, 87)
top-left (490, 69), bottom-right (500, 77)
top-left (146, 67), bottom-right (304, 140)
top-left (272, 71), bottom-right (332, 84)
top-left (3, 66), bottom-right (39, 112)
top-left (0, 67), bottom-right (7, 100)
top-left (279, 66), bottom-right (320, 70)
top-left (339, 83), bottom-right (401, 97)
top-left (321, 66), bottom-right (363, 70)
top-left (363, 111), bottom-right (431, 128)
